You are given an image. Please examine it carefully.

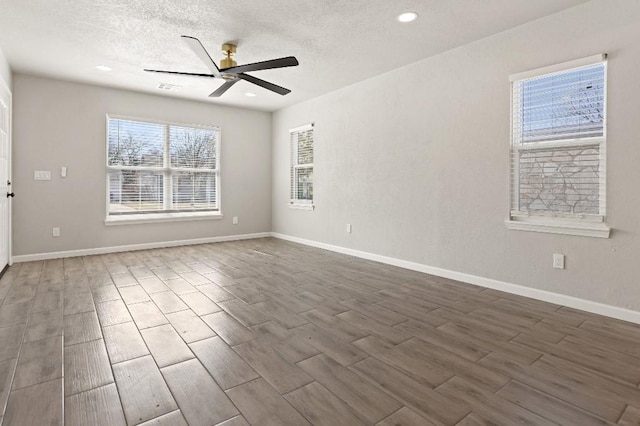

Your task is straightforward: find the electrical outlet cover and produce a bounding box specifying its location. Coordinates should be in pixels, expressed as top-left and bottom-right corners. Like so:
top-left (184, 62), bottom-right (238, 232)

top-left (553, 253), bottom-right (565, 269)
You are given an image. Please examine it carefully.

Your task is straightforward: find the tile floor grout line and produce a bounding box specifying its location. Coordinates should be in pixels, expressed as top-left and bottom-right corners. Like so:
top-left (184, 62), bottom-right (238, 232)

top-left (1, 262), bottom-right (43, 420)
top-left (112, 262), bottom-right (226, 425)
top-left (3, 240), bottom-right (640, 425)
top-left (88, 256), bottom-right (132, 426)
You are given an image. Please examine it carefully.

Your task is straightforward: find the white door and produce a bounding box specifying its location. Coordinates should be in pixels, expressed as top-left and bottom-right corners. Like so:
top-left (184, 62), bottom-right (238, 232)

top-left (0, 77), bottom-right (11, 271)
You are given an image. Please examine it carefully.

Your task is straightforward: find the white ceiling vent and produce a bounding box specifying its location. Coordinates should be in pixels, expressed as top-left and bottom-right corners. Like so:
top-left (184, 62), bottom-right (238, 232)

top-left (157, 82), bottom-right (182, 91)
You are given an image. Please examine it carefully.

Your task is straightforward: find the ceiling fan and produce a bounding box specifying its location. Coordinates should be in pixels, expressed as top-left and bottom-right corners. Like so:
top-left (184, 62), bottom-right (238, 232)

top-left (144, 35), bottom-right (299, 97)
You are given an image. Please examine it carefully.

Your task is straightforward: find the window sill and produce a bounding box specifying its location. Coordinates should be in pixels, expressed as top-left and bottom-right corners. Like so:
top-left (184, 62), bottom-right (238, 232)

top-left (505, 217), bottom-right (610, 238)
top-left (105, 212), bottom-right (223, 226)
top-left (289, 203), bottom-right (314, 211)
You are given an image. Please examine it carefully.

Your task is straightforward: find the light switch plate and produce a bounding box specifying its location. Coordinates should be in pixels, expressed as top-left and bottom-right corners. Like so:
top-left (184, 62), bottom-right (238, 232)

top-left (34, 171), bottom-right (51, 181)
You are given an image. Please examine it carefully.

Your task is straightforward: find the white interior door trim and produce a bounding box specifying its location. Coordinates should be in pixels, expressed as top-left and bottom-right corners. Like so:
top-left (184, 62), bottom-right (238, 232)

top-left (0, 75), bottom-right (12, 267)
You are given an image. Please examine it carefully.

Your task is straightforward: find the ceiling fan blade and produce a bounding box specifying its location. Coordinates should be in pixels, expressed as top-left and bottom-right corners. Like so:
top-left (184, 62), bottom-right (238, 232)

top-left (237, 73), bottom-right (291, 96)
top-left (209, 80), bottom-right (239, 97)
top-left (181, 35), bottom-right (221, 77)
top-left (144, 69), bottom-right (217, 78)
top-left (221, 56), bottom-right (299, 74)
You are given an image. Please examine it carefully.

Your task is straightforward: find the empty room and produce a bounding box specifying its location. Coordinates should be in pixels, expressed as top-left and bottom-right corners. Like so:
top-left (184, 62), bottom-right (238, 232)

top-left (0, 0), bottom-right (639, 425)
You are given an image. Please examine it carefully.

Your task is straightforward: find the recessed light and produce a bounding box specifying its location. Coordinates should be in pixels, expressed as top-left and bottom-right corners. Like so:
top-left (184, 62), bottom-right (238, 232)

top-left (95, 65), bottom-right (112, 71)
top-left (245, 92), bottom-right (257, 97)
top-left (397, 12), bottom-right (418, 23)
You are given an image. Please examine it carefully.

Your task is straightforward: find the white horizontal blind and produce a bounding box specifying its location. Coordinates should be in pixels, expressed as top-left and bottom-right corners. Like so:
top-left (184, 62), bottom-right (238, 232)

top-left (290, 124), bottom-right (314, 204)
top-left (172, 172), bottom-right (217, 210)
top-left (107, 117), bottom-right (219, 215)
top-left (510, 58), bottom-right (606, 219)
top-left (108, 170), bottom-right (164, 213)
top-left (169, 125), bottom-right (218, 210)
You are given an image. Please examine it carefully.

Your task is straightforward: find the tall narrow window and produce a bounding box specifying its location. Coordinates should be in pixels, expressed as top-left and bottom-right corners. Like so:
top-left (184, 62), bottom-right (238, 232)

top-left (507, 55), bottom-right (610, 238)
top-left (106, 116), bottom-right (220, 222)
top-left (289, 123), bottom-right (314, 209)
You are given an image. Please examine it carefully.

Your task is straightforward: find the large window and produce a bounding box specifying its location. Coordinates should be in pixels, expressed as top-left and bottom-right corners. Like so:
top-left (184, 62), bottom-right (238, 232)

top-left (106, 116), bottom-right (220, 222)
top-left (507, 55), bottom-right (610, 238)
top-left (289, 123), bottom-right (314, 209)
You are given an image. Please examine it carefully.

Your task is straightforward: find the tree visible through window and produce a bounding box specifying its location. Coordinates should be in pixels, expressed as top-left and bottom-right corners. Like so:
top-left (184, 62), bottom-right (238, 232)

top-left (510, 57), bottom-right (606, 222)
top-left (107, 117), bottom-right (220, 216)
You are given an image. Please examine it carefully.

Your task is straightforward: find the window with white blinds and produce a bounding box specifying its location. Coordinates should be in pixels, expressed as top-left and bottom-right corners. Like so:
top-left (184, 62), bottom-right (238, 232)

top-left (106, 116), bottom-right (220, 218)
top-left (508, 55), bottom-right (609, 237)
top-left (290, 123), bottom-right (314, 207)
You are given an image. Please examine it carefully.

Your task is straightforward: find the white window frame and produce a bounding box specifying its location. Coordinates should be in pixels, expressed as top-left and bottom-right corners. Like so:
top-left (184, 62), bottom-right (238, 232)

top-left (505, 54), bottom-right (610, 238)
top-left (105, 115), bottom-right (222, 225)
top-left (289, 123), bottom-right (314, 210)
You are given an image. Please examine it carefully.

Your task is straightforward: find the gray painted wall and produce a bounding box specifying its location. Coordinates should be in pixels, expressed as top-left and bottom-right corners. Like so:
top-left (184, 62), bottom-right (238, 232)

top-left (13, 75), bottom-right (272, 256)
top-left (272, 1), bottom-right (640, 311)
top-left (0, 46), bottom-right (10, 89)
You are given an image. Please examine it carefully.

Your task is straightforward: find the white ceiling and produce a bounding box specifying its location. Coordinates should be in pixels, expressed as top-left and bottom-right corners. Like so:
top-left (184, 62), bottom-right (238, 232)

top-left (0, 0), bottom-right (589, 111)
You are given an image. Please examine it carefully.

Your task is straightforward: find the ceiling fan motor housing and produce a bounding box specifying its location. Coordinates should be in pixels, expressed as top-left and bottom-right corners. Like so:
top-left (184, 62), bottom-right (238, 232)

top-left (220, 43), bottom-right (237, 69)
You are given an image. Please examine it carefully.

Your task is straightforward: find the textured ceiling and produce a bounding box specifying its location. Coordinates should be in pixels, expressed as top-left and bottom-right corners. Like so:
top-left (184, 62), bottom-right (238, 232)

top-left (0, 0), bottom-right (589, 111)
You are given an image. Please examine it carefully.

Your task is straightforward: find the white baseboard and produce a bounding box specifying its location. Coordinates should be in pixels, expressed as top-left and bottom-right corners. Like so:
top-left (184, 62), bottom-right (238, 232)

top-left (12, 230), bottom-right (640, 325)
top-left (271, 232), bottom-right (640, 325)
top-left (11, 232), bottom-right (272, 263)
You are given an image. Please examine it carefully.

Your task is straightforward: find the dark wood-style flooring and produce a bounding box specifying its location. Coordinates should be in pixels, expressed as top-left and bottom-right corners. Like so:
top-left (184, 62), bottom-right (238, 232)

top-left (0, 237), bottom-right (639, 425)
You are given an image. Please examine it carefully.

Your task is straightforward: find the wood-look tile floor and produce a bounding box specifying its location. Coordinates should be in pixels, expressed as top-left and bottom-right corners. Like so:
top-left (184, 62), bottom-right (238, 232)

top-left (0, 237), bottom-right (639, 425)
